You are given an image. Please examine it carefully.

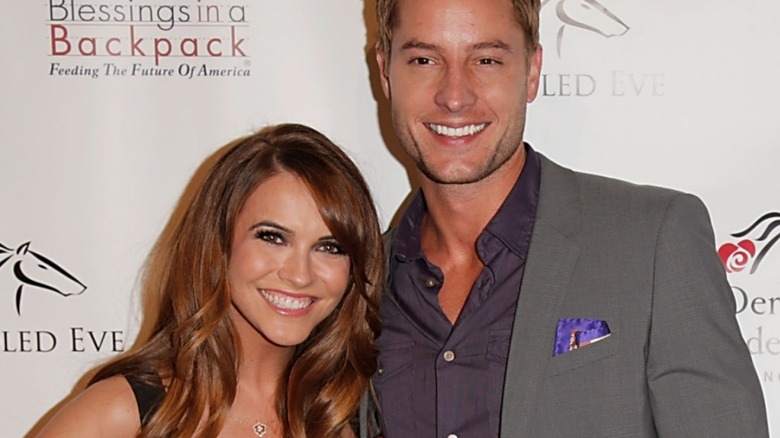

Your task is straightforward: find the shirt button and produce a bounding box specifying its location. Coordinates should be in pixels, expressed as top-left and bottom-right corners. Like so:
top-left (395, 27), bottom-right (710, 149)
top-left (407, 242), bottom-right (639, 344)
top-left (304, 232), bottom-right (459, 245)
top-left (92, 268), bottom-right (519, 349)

top-left (425, 278), bottom-right (438, 288)
top-left (376, 367), bottom-right (384, 376)
top-left (443, 350), bottom-right (455, 362)
top-left (447, 434), bottom-right (458, 438)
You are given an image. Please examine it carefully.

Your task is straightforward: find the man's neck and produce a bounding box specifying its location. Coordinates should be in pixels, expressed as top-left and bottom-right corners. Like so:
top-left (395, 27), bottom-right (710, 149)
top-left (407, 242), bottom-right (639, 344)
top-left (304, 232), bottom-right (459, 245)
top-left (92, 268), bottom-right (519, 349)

top-left (419, 148), bottom-right (527, 260)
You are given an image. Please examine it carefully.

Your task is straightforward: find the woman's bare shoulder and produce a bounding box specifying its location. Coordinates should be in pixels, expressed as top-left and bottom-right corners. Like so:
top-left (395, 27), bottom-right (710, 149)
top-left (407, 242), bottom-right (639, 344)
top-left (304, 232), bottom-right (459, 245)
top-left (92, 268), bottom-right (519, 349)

top-left (35, 375), bottom-right (141, 438)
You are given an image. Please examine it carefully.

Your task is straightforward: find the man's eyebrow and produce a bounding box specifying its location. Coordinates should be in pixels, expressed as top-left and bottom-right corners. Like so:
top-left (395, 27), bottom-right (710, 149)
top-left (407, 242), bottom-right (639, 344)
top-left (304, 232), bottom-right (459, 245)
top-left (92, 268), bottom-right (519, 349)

top-left (472, 40), bottom-right (513, 52)
top-left (399, 40), bottom-right (441, 52)
top-left (399, 40), bottom-right (514, 53)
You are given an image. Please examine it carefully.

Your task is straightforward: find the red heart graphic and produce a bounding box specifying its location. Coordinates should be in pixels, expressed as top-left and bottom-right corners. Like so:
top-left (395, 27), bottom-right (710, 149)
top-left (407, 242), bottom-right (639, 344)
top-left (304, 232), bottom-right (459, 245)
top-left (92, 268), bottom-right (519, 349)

top-left (737, 239), bottom-right (756, 256)
top-left (717, 239), bottom-right (756, 273)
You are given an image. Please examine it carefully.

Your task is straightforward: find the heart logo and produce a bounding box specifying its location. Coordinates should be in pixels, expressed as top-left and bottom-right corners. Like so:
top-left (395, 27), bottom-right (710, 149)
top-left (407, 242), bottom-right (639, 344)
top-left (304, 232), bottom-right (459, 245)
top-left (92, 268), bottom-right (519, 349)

top-left (717, 239), bottom-right (756, 273)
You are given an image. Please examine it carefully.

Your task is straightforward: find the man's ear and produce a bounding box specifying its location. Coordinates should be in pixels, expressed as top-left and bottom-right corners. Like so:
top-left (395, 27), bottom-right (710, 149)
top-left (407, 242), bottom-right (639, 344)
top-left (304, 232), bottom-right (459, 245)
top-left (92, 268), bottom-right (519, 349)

top-left (527, 45), bottom-right (543, 103)
top-left (375, 43), bottom-right (391, 99)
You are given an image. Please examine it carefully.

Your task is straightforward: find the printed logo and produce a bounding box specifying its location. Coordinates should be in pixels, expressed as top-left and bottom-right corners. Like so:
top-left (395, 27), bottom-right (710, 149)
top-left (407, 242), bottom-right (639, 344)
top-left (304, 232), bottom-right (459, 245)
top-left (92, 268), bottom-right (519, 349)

top-left (718, 212), bottom-right (780, 275)
top-left (46, 1), bottom-right (251, 79)
top-left (542, 0), bottom-right (629, 57)
top-left (539, 1), bottom-right (662, 98)
top-left (720, 212), bottom-right (780, 364)
top-left (0, 241), bottom-right (86, 315)
top-left (0, 240), bottom-right (123, 355)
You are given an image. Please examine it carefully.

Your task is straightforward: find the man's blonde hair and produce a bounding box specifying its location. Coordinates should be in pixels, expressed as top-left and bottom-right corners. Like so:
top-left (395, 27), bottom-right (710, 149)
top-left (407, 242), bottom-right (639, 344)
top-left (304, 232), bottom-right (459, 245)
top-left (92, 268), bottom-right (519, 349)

top-left (376, 0), bottom-right (541, 57)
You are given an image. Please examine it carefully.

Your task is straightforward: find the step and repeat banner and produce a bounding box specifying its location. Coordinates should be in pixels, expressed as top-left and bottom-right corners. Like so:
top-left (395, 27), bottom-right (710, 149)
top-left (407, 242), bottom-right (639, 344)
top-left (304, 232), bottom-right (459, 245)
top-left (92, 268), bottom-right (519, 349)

top-left (1, 0), bottom-right (778, 436)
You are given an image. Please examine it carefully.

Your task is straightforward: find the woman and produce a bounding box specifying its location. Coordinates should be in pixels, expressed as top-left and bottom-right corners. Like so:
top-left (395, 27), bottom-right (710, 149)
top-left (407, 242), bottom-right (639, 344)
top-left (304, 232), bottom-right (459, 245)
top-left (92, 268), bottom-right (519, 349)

top-left (36, 123), bottom-right (383, 437)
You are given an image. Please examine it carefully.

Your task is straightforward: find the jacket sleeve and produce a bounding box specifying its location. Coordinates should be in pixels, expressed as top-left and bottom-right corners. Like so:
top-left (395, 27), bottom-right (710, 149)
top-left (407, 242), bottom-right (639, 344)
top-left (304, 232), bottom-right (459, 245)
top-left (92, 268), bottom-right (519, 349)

top-left (646, 193), bottom-right (769, 437)
top-left (357, 384), bottom-right (385, 438)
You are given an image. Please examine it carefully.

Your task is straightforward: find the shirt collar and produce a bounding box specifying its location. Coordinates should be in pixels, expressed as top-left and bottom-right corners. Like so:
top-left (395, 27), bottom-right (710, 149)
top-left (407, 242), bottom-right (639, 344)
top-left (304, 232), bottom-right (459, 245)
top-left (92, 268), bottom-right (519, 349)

top-left (484, 143), bottom-right (541, 258)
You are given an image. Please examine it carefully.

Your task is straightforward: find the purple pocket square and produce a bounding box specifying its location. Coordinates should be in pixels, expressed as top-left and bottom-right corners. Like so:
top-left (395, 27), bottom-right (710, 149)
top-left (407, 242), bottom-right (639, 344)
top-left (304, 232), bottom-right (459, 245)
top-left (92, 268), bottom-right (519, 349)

top-left (552, 318), bottom-right (611, 357)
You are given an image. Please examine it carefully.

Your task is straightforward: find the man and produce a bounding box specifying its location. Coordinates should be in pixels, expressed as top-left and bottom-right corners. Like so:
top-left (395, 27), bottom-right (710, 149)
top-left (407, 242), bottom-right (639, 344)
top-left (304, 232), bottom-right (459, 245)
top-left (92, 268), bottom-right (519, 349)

top-left (371, 0), bottom-right (769, 436)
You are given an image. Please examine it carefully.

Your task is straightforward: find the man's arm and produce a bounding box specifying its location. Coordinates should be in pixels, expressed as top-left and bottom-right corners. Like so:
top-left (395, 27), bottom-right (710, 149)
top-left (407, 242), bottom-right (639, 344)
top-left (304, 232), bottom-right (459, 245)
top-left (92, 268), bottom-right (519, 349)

top-left (647, 193), bottom-right (768, 436)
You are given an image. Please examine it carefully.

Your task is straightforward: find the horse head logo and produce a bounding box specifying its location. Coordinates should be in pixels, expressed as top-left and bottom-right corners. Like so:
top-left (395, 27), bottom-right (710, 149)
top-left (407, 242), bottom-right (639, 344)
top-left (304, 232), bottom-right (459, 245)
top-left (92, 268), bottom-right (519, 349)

top-left (718, 212), bottom-right (780, 275)
top-left (542, 0), bottom-right (630, 57)
top-left (0, 241), bottom-right (87, 315)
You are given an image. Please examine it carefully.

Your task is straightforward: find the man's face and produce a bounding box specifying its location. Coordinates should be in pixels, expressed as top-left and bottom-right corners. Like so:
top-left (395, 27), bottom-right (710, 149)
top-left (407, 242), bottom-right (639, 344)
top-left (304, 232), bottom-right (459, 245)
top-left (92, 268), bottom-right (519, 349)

top-left (377, 0), bottom-right (542, 185)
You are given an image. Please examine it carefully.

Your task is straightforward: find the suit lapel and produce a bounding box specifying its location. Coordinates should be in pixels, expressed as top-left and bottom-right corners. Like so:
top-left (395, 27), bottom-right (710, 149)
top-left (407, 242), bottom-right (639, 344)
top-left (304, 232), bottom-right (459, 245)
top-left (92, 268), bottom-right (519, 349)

top-left (500, 155), bottom-right (582, 438)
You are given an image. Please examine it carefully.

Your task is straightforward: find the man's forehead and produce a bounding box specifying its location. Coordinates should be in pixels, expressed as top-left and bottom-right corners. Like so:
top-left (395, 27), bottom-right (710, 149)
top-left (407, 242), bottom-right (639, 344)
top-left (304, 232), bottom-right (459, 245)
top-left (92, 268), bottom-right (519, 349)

top-left (390, 3), bottom-right (525, 53)
top-left (391, 0), bottom-right (523, 37)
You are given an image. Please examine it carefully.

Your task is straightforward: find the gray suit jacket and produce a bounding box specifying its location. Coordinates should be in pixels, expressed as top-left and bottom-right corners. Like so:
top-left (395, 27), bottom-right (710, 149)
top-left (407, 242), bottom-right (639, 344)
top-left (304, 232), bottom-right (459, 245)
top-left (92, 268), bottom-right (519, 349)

top-left (497, 155), bottom-right (768, 437)
top-left (373, 154), bottom-right (768, 437)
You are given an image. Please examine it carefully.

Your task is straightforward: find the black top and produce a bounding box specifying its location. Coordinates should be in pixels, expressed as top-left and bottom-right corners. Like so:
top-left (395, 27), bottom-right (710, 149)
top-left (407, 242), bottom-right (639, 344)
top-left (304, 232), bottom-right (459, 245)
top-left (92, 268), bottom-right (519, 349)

top-left (124, 374), bottom-right (164, 426)
top-left (122, 374), bottom-right (378, 436)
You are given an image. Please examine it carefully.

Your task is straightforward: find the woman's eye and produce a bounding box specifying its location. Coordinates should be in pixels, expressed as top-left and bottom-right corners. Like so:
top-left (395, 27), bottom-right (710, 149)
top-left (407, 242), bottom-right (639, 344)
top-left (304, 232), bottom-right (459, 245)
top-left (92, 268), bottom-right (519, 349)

top-left (255, 230), bottom-right (285, 245)
top-left (318, 241), bottom-right (346, 255)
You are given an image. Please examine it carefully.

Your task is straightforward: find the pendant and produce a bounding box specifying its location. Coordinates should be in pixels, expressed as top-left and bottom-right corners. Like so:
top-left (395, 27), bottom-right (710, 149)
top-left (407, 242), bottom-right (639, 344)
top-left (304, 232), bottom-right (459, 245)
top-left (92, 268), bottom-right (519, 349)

top-left (252, 422), bottom-right (267, 437)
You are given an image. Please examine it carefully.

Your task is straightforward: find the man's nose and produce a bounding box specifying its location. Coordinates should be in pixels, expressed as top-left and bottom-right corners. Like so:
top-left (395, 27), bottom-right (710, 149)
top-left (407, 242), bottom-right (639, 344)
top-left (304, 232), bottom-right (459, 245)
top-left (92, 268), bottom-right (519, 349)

top-left (434, 65), bottom-right (477, 113)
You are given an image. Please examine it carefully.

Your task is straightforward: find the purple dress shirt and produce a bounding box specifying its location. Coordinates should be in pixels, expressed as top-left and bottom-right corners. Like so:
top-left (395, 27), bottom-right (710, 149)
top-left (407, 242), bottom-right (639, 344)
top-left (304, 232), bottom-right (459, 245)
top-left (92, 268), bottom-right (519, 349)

top-left (375, 145), bottom-right (541, 438)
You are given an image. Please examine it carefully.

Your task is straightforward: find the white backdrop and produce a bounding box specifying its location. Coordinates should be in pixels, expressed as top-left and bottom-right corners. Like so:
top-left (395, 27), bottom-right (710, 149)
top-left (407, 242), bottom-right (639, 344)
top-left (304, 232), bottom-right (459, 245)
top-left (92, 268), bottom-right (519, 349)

top-left (1, 1), bottom-right (777, 436)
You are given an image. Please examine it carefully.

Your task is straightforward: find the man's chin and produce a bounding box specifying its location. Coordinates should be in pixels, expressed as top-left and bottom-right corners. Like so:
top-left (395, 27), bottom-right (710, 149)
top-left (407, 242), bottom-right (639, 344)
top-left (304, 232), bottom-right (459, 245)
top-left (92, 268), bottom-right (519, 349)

top-left (419, 165), bottom-right (487, 185)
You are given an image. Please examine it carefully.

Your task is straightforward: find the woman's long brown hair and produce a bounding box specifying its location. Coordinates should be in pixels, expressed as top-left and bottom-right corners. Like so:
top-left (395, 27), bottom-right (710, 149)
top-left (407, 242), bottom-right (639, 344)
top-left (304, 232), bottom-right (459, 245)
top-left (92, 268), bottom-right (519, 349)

top-left (91, 123), bottom-right (383, 437)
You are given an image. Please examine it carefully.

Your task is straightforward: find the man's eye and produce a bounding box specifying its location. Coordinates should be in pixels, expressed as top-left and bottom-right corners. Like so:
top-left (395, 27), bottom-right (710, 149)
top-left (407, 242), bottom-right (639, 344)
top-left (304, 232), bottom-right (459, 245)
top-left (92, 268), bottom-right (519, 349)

top-left (255, 230), bottom-right (285, 245)
top-left (478, 58), bottom-right (501, 65)
top-left (318, 241), bottom-right (347, 255)
top-left (410, 57), bottom-right (434, 65)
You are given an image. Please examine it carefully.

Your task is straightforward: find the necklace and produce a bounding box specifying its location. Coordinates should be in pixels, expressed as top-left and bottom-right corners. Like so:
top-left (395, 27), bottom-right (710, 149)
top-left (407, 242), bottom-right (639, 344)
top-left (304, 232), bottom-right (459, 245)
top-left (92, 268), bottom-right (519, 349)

top-left (229, 415), bottom-right (267, 437)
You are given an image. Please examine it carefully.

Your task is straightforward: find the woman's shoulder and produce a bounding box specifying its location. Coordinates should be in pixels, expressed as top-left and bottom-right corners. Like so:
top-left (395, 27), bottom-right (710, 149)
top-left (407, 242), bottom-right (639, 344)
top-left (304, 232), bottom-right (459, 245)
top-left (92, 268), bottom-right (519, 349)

top-left (35, 375), bottom-right (141, 438)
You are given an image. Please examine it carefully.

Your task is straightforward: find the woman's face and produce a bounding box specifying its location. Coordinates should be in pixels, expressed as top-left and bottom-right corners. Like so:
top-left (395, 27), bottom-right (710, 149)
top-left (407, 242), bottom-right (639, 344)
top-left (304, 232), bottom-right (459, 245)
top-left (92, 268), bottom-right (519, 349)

top-left (227, 171), bottom-right (351, 348)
